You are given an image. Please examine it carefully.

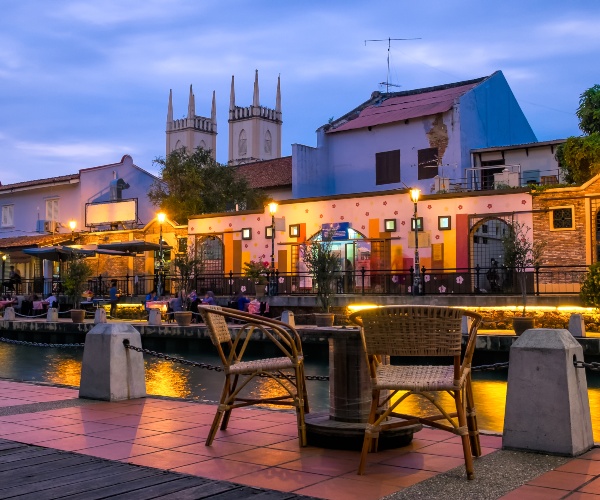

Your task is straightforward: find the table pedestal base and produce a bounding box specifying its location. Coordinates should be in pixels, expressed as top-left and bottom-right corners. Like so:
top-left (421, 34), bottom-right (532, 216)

top-left (306, 412), bottom-right (421, 450)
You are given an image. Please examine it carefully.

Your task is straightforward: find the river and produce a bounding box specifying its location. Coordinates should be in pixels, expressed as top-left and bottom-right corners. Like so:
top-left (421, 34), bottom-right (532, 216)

top-left (2, 341), bottom-right (599, 440)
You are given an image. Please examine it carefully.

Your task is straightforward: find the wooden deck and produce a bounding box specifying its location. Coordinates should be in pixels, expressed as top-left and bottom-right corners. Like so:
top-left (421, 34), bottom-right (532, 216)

top-left (0, 439), bottom-right (313, 499)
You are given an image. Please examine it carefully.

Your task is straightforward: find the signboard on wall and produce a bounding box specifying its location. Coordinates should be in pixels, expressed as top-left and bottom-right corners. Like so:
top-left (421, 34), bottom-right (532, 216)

top-left (85, 199), bottom-right (137, 227)
top-left (322, 222), bottom-right (351, 240)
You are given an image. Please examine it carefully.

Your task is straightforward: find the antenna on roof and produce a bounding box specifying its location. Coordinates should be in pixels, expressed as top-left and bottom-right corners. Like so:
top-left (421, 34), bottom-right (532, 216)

top-left (365, 37), bottom-right (421, 93)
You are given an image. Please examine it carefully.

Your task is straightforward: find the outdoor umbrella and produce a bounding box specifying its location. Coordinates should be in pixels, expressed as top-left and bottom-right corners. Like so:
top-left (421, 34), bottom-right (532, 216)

top-left (97, 240), bottom-right (171, 254)
top-left (23, 246), bottom-right (96, 262)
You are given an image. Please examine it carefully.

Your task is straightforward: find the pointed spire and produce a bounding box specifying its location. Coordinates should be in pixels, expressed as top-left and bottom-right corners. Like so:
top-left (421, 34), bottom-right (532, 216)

top-left (253, 69), bottom-right (260, 107)
top-left (230, 75), bottom-right (235, 111)
top-left (167, 89), bottom-right (173, 122)
top-left (211, 90), bottom-right (216, 124)
top-left (275, 74), bottom-right (281, 114)
top-left (187, 84), bottom-right (195, 119)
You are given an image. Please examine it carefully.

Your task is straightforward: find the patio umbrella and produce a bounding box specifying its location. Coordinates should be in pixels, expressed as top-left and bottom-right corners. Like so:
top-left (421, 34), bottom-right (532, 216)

top-left (97, 240), bottom-right (171, 254)
top-left (23, 246), bottom-right (96, 262)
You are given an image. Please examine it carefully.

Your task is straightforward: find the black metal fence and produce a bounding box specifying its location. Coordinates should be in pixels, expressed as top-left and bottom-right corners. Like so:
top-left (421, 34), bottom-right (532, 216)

top-left (3, 264), bottom-right (588, 300)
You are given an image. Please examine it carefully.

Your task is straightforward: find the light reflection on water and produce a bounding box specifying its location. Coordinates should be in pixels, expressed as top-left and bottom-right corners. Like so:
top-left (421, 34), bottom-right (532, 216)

top-left (3, 342), bottom-right (600, 440)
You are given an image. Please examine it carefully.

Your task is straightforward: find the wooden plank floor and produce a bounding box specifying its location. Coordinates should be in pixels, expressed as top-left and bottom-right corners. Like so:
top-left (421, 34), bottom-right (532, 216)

top-left (0, 439), bottom-right (314, 500)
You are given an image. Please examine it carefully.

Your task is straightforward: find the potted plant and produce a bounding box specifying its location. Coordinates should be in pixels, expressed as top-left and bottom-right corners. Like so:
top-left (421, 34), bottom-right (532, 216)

top-left (172, 241), bottom-right (203, 326)
top-left (243, 259), bottom-right (269, 297)
top-left (501, 221), bottom-right (545, 335)
top-left (63, 254), bottom-right (93, 323)
top-left (301, 229), bottom-right (340, 327)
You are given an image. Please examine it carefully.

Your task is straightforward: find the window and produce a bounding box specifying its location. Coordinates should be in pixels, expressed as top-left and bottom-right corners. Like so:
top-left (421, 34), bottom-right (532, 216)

top-left (375, 150), bottom-right (400, 185)
top-left (384, 219), bottom-right (396, 232)
top-left (46, 199), bottom-right (59, 222)
top-left (411, 217), bottom-right (423, 231)
top-left (418, 148), bottom-right (438, 180)
top-left (238, 129), bottom-right (247, 156)
top-left (265, 226), bottom-right (274, 239)
top-left (178, 238), bottom-right (187, 253)
top-left (438, 216), bottom-right (451, 230)
top-left (264, 130), bottom-right (272, 154)
top-left (241, 228), bottom-right (252, 240)
top-left (551, 207), bottom-right (574, 230)
top-left (1, 205), bottom-right (14, 227)
top-left (289, 224), bottom-right (300, 238)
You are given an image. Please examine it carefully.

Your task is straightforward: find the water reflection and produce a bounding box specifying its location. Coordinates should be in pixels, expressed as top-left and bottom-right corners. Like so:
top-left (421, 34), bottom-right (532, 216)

top-left (2, 341), bottom-right (598, 440)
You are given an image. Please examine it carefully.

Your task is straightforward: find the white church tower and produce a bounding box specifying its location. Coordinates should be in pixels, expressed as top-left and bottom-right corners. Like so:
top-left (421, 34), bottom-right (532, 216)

top-left (166, 85), bottom-right (217, 158)
top-left (228, 70), bottom-right (282, 165)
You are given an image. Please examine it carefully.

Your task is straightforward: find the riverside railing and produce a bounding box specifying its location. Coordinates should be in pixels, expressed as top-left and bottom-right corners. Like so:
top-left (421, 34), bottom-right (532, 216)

top-left (4, 264), bottom-right (588, 300)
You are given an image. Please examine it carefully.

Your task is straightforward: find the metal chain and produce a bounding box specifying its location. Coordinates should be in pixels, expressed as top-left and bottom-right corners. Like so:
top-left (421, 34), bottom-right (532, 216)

top-left (471, 362), bottom-right (510, 372)
top-left (122, 340), bottom-right (330, 381)
top-left (574, 360), bottom-right (600, 371)
top-left (0, 337), bottom-right (85, 348)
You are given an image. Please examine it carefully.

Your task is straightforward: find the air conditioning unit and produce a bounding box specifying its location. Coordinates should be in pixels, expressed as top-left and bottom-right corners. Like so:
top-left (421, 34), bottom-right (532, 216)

top-left (36, 220), bottom-right (59, 233)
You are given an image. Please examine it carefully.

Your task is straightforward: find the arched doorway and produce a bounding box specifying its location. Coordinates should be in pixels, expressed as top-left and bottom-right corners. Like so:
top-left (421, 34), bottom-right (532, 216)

top-left (194, 235), bottom-right (224, 293)
top-left (469, 217), bottom-right (510, 292)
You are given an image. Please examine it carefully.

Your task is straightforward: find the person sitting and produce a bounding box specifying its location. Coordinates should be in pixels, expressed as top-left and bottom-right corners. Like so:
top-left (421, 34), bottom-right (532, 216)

top-left (202, 291), bottom-right (216, 306)
top-left (145, 289), bottom-right (157, 306)
top-left (46, 294), bottom-right (57, 309)
top-left (188, 290), bottom-right (201, 322)
top-left (248, 298), bottom-right (261, 315)
top-left (236, 291), bottom-right (250, 312)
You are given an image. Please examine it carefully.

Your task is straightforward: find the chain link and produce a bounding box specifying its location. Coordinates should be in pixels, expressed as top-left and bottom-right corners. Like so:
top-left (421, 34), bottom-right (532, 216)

top-left (0, 337), bottom-right (85, 348)
top-left (574, 360), bottom-right (600, 371)
top-left (471, 362), bottom-right (510, 372)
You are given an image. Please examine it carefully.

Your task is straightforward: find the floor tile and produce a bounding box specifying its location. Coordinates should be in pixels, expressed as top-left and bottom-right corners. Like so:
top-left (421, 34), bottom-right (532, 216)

top-left (500, 484), bottom-right (568, 499)
top-left (174, 440), bottom-right (257, 458)
top-left (228, 448), bottom-right (302, 467)
top-left (9, 428), bottom-right (77, 444)
top-left (580, 449), bottom-right (600, 461)
top-left (136, 419), bottom-right (200, 433)
top-left (36, 435), bottom-right (117, 451)
top-left (76, 442), bottom-right (162, 460)
top-left (87, 426), bottom-right (162, 441)
top-left (556, 458), bottom-right (600, 475)
top-left (295, 476), bottom-right (400, 499)
top-left (123, 449), bottom-right (209, 469)
top-left (341, 463), bottom-right (437, 487)
top-left (172, 457), bottom-right (268, 480)
top-left (235, 466), bottom-right (328, 492)
top-left (527, 470), bottom-right (596, 491)
top-left (216, 430), bottom-right (292, 447)
top-left (279, 455), bottom-right (358, 476)
top-left (0, 422), bottom-right (38, 435)
top-left (131, 433), bottom-right (201, 449)
top-left (379, 452), bottom-right (465, 472)
top-left (568, 492), bottom-right (600, 499)
top-left (580, 476), bottom-right (600, 494)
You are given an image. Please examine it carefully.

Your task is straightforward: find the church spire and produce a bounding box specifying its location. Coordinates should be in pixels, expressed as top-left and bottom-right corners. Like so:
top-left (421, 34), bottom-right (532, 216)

top-left (167, 89), bottom-right (173, 123)
top-left (211, 90), bottom-right (216, 123)
top-left (275, 74), bottom-right (281, 114)
top-left (187, 84), bottom-right (195, 119)
top-left (230, 75), bottom-right (235, 111)
top-left (252, 69), bottom-right (260, 107)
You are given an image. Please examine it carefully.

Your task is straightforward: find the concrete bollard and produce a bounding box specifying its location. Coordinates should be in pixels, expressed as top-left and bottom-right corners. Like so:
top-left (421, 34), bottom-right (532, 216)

top-left (281, 310), bottom-right (295, 327)
top-left (148, 308), bottom-right (161, 325)
top-left (503, 328), bottom-right (593, 456)
top-left (568, 314), bottom-right (586, 338)
top-left (79, 323), bottom-right (146, 401)
top-left (3, 307), bottom-right (16, 321)
top-left (94, 308), bottom-right (107, 324)
top-left (46, 308), bottom-right (58, 322)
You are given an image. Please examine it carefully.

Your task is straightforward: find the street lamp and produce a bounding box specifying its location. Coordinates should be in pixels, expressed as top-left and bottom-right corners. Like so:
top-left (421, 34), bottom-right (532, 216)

top-left (157, 212), bottom-right (166, 297)
top-left (268, 202), bottom-right (278, 296)
top-left (68, 220), bottom-right (76, 242)
top-left (410, 188), bottom-right (421, 296)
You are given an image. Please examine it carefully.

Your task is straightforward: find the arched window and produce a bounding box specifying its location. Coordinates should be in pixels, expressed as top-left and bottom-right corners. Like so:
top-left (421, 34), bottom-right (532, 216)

top-left (199, 140), bottom-right (206, 150)
top-left (264, 130), bottom-right (272, 154)
top-left (238, 129), bottom-right (247, 156)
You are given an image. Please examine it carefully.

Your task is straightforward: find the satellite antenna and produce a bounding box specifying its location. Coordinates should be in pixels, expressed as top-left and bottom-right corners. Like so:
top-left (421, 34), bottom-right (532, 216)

top-left (365, 37), bottom-right (421, 93)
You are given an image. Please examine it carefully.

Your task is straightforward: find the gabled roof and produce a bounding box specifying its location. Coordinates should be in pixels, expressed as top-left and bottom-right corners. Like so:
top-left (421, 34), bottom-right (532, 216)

top-left (471, 139), bottom-right (566, 154)
top-left (0, 174), bottom-right (79, 193)
top-left (326, 74), bottom-right (491, 134)
top-left (235, 156), bottom-right (292, 190)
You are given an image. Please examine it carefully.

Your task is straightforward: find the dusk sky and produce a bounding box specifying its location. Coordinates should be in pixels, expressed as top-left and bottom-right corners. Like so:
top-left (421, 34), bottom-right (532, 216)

top-left (1, 0), bottom-right (598, 184)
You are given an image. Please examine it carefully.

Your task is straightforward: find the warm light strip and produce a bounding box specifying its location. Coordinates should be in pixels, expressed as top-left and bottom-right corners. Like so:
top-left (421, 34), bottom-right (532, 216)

top-left (347, 304), bottom-right (381, 313)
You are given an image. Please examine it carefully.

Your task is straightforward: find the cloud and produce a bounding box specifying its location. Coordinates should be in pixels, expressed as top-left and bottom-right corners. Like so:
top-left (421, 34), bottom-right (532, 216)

top-left (15, 140), bottom-right (134, 160)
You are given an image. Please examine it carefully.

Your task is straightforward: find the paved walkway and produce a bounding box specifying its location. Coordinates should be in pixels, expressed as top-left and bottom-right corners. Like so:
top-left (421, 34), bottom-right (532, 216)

top-left (1, 379), bottom-right (600, 499)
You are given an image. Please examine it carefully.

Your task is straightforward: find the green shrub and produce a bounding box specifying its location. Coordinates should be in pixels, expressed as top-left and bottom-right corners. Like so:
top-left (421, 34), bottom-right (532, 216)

top-left (581, 262), bottom-right (600, 307)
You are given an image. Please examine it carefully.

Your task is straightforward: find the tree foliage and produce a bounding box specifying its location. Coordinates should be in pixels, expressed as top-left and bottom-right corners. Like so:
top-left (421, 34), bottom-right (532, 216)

top-left (581, 262), bottom-right (600, 308)
top-left (63, 255), bottom-right (93, 308)
top-left (301, 230), bottom-right (340, 312)
top-left (171, 241), bottom-right (203, 306)
top-left (148, 147), bottom-right (268, 224)
top-left (577, 84), bottom-right (600, 135)
top-left (501, 221), bottom-right (545, 315)
top-left (559, 134), bottom-right (600, 185)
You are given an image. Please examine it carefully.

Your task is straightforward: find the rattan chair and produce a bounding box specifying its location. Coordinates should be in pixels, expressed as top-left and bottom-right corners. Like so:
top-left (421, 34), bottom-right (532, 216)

top-left (198, 305), bottom-right (309, 447)
top-left (349, 305), bottom-right (482, 480)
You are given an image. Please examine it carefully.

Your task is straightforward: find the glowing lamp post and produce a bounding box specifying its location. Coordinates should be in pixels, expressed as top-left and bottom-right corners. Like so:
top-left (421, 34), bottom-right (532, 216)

top-left (68, 220), bottom-right (76, 241)
top-left (1, 255), bottom-right (6, 295)
top-left (410, 188), bottom-right (421, 296)
top-left (269, 202), bottom-right (278, 296)
top-left (157, 212), bottom-right (166, 297)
